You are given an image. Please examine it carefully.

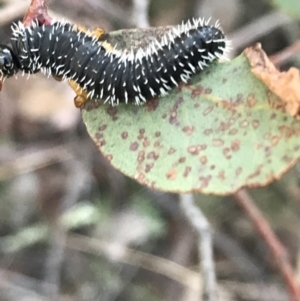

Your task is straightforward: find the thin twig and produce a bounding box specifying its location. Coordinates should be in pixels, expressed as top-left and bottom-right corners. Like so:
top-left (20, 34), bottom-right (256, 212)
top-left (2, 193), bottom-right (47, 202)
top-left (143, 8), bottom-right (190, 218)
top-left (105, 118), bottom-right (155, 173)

top-left (234, 189), bottom-right (300, 301)
top-left (0, 146), bottom-right (72, 181)
top-left (213, 229), bottom-right (266, 281)
top-left (180, 194), bottom-right (217, 301)
top-left (43, 157), bottom-right (89, 299)
top-left (228, 11), bottom-right (291, 50)
top-left (270, 40), bottom-right (300, 66)
top-left (0, 268), bottom-right (49, 300)
top-left (132, 0), bottom-right (150, 28)
top-left (66, 233), bottom-right (201, 291)
top-left (222, 280), bottom-right (290, 301)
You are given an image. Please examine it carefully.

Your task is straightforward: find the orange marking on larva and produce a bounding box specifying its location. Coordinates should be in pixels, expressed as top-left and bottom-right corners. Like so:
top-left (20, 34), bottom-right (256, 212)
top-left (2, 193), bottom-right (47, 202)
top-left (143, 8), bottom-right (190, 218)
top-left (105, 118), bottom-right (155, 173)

top-left (69, 80), bottom-right (89, 108)
top-left (75, 25), bottom-right (105, 40)
top-left (91, 27), bottom-right (106, 39)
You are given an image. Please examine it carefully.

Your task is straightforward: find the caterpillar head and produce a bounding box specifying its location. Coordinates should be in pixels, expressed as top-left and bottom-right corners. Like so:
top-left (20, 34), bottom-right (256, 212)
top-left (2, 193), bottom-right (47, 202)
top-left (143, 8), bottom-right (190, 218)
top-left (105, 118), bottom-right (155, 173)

top-left (0, 45), bottom-right (18, 78)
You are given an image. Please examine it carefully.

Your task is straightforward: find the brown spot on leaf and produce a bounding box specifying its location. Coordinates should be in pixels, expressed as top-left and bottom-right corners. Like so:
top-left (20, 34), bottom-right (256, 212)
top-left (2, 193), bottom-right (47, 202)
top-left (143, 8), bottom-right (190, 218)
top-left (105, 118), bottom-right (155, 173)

top-left (229, 129), bottom-right (238, 135)
top-left (143, 139), bottom-right (150, 147)
top-left (154, 141), bottom-right (161, 148)
top-left (203, 106), bottom-right (214, 116)
top-left (85, 100), bottom-right (101, 111)
top-left (194, 103), bottom-right (200, 108)
top-left (155, 131), bottom-right (161, 137)
top-left (223, 148), bottom-right (231, 159)
top-left (229, 118), bottom-right (237, 126)
top-left (236, 93), bottom-right (243, 103)
top-left (213, 139), bottom-right (224, 147)
top-left (173, 97), bottom-right (184, 109)
top-left (183, 167), bottom-right (192, 177)
top-left (106, 155), bottom-right (113, 162)
top-left (204, 129), bottom-right (213, 135)
top-left (282, 155), bottom-right (292, 163)
top-left (252, 120), bottom-right (260, 129)
top-left (187, 146), bottom-right (198, 155)
top-left (264, 133), bottom-right (271, 140)
top-left (168, 147), bottom-right (176, 155)
top-left (200, 156), bottom-right (207, 164)
top-left (221, 98), bottom-right (241, 111)
top-left (279, 125), bottom-right (300, 138)
top-left (130, 142), bottom-right (139, 151)
top-left (138, 129), bottom-right (145, 140)
top-left (187, 144), bottom-right (207, 156)
top-left (271, 135), bottom-right (280, 146)
top-left (264, 146), bottom-right (271, 158)
top-left (166, 169), bottom-right (177, 180)
top-left (145, 163), bottom-right (154, 173)
top-left (121, 132), bottom-right (128, 139)
top-left (146, 98), bottom-right (159, 111)
top-left (191, 85), bottom-right (204, 98)
top-left (169, 111), bottom-right (179, 125)
top-left (179, 157), bottom-right (186, 163)
top-left (182, 126), bottom-right (195, 136)
top-left (95, 132), bottom-right (103, 140)
top-left (138, 151), bottom-right (145, 163)
top-left (96, 139), bottom-right (106, 147)
top-left (246, 94), bottom-right (256, 107)
top-left (247, 165), bottom-right (263, 179)
top-left (199, 175), bottom-right (212, 188)
top-left (236, 167), bottom-right (242, 176)
top-left (218, 170), bottom-right (225, 181)
top-left (99, 125), bottom-right (107, 131)
top-left (231, 140), bottom-right (241, 152)
top-left (107, 107), bottom-right (118, 121)
top-left (239, 120), bottom-right (249, 128)
top-left (136, 173), bottom-right (145, 182)
top-left (204, 88), bottom-right (212, 94)
top-left (147, 151), bottom-right (159, 160)
top-left (218, 122), bottom-right (230, 131)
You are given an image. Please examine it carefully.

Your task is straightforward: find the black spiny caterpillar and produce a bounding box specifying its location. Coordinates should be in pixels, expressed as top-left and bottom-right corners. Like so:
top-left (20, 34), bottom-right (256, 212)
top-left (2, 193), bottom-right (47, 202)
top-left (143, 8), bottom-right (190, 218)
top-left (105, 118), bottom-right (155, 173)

top-left (0, 18), bottom-right (229, 107)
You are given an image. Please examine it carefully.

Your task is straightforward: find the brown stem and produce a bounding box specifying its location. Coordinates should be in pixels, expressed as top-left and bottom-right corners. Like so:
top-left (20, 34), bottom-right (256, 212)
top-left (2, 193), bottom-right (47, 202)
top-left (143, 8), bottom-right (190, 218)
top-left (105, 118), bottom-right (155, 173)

top-left (235, 189), bottom-right (300, 301)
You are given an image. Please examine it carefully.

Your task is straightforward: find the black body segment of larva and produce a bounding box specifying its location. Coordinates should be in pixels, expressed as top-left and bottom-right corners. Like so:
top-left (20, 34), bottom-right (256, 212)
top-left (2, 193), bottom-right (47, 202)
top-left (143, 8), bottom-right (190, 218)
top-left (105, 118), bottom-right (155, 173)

top-left (0, 18), bottom-right (229, 106)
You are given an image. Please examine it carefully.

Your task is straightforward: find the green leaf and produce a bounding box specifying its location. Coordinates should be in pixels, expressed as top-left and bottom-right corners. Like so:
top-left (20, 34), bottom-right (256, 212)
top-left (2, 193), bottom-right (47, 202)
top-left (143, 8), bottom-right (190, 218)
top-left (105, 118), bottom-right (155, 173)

top-left (82, 36), bottom-right (300, 195)
top-left (270, 0), bottom-right (300, 19)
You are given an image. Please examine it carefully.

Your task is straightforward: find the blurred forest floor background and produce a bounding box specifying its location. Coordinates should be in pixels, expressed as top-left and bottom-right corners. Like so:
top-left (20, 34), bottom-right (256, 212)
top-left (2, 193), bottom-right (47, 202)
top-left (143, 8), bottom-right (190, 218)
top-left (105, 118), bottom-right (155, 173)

top-left (0, 0), bottom-right (300, 300)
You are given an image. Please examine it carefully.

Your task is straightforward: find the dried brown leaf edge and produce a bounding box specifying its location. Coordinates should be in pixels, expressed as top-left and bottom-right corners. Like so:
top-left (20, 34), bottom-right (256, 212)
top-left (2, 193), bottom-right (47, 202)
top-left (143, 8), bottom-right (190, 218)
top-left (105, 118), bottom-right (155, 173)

top-left (245, 43), bottom-right (300, 118)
